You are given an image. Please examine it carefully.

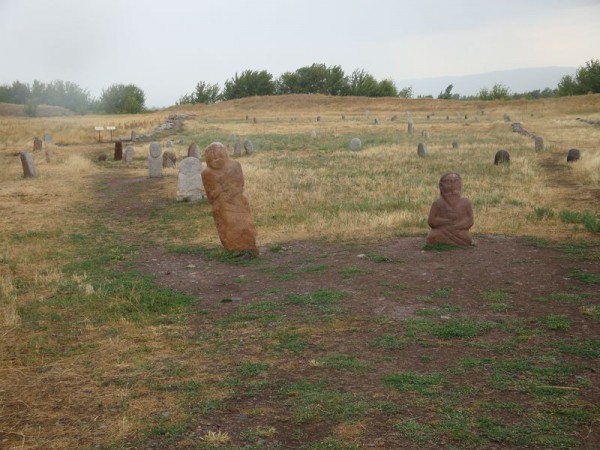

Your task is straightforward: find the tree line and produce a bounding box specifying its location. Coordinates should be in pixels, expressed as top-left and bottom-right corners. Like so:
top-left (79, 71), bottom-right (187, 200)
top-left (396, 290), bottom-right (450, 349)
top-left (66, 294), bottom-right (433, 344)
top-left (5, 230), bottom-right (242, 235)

top-left (1, 59), bottom-right (598, 114)
top-left (0, 81), bottom-right (145, 116)
top-left (178, 59), bottom-right (600, 104)
top-left (177, 64), bottom-right (403, 105)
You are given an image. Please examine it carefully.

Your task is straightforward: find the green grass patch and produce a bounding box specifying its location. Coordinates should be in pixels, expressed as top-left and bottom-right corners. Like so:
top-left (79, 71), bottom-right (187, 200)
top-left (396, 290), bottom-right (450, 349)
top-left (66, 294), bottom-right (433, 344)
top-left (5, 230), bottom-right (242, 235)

top-left (366, 253), bottom-right (395, 263)
top-left (431, 287), bottom-right (453, 298)
top-left (537, 315), bottom-right (571, 331)
top-left (238, 362), bottom-right (270, 377)
top-left (281, 380), bottom-right (370, 424)
top-left (557, 339), bottom-right (600, 358)
top-left (369, 334), bottom-right (407, 350)
top-left (422, 242), bottom-right (464, 251)
top-left (530, 206), bottom-right (555, 221)
top-left (569, 269), bottom-right (600, 284)
top-left (315, 354), bottom-right (371, 371)
top-left (382, 371), bottom-right (444, 395)
top-left (560, 210), bottom-right (600, 232)
top-left (581, 304), bottom-right (600, 322)
top-left (480, 289), bottom-right (511, 302)
top-left (271, 330), bottom-right (307, 354)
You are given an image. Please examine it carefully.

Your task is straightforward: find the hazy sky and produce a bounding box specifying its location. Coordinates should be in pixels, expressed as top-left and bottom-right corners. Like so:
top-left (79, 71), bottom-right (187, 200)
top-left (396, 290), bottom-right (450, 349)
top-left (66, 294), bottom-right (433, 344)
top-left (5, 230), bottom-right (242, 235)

top-left (1, 0), bottom-right (598, 107)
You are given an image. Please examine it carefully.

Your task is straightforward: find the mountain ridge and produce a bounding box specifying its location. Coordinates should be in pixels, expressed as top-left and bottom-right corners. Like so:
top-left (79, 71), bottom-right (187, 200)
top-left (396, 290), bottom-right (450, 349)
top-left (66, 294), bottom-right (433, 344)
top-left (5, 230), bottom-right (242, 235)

top-left (398, 66), bottom-right (577, 97)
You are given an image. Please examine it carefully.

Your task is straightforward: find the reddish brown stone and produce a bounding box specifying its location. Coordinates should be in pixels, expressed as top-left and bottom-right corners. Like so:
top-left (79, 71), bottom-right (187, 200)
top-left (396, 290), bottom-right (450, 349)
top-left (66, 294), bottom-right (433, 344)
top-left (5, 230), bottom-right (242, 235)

top-left (33, 137), bottom-right (43, 151)
top-left (201, 142), bottom-right (258, 256)
top-left (426, 172), bottom-right (474, 246)
top-left (114, 141), bottom-right (123, 161)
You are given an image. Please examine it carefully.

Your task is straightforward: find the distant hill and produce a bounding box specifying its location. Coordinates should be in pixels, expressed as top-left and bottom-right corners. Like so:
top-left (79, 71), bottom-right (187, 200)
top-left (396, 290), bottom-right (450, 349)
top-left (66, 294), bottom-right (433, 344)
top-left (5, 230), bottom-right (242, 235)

top-left (398, 66), bottom-right (577, 98)
top-left (0, 103), bottom-right (74, 117)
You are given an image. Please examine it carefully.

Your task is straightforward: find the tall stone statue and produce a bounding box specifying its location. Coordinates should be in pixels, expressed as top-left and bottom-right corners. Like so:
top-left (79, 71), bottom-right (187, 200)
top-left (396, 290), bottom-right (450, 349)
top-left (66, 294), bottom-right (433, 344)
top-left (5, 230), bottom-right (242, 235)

top-left (201, 142), bottom-right (258, 256)
top-left (426, 172), bottom-right (474, 246)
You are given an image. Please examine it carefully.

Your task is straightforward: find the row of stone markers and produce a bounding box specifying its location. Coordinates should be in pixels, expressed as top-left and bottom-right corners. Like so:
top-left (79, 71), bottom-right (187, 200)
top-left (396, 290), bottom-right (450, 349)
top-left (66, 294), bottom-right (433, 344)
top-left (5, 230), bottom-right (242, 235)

top-left (511, 122), bottom-right (582, 162)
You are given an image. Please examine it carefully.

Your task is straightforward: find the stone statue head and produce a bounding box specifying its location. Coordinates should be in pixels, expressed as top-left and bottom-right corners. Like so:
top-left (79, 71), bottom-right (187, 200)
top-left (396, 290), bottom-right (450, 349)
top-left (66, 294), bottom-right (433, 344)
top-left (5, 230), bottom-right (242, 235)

top-left (205, 142), bottom-right (229, 170)
top-left (439, 172), bottom-right (462, 206)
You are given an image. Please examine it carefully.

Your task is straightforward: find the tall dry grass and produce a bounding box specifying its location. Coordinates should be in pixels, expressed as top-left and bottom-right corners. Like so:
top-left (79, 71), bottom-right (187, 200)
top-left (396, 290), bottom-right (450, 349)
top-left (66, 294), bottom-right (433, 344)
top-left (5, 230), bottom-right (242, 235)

top-left (0, 112), bottom-right (167, 149)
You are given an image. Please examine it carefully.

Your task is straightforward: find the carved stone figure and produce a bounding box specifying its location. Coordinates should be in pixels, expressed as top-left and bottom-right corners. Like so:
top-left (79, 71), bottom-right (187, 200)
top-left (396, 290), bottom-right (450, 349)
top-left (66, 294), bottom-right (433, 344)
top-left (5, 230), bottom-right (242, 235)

top-left (201, 142), bottom-right (258, 256)
top-left (426, 172), bottom-right (474, 246)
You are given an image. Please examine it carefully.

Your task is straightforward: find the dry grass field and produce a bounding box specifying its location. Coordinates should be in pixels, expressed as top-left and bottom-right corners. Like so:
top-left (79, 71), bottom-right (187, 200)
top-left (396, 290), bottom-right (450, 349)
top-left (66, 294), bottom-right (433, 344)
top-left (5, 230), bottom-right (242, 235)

top-left (0, 94), bottom-right (599, 449)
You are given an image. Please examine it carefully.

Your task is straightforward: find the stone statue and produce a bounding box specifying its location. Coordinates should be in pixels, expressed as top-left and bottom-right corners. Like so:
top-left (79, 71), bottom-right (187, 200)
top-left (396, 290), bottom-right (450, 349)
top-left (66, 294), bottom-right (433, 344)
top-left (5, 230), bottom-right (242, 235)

top-left (201, 142), bottom-right (258, 256)
top-left (426, 172), bottom-right (474, 246)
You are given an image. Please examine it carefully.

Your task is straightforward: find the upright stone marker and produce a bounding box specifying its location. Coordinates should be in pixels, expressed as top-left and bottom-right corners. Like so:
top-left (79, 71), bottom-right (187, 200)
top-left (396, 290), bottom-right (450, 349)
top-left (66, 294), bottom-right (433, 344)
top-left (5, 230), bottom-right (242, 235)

top-left (233, 141), bottom-right (242, 157)
top-left (98, 153), bottom-right (107, 161)
top-left (534, 136), bottom-right (544, 152)
top-left (20, 151), bottom-right (37, 178)
top-left (452, 140), bottom-right (460, 149)
top-left (494, 149), bottom-right (510, 165)
top-left (350, 137), bottom-right (362, 151)
top-left (163, 150), bottom-right (176, 168)
top-left (176, 157), bottom-right (204, 202)
top-left (417, 142), bottom-right (428, 157)
top-left (148, 142), bottom-right (162, 177)
top-left (114, 141), bottom-right (123, 161)
top-left (188, 143), bottom-right (201, 159)
top-left (244, 139), bottom-right (254, 155)
top-left (566, 148), bottom-right (581, 162)
top-left (44, 133), bottom-right (52, 144)
top-left (124, 145), bottom-right (134, 162)
top-left (33, 137), bottom-right (43, 151)
top-left (407, 122), bottom-right (414, 134)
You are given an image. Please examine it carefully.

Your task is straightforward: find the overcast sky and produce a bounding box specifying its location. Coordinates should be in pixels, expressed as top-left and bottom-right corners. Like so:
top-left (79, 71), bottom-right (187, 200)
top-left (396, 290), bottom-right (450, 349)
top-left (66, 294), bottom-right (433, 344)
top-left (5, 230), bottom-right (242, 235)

top-left (0, 0), bottom-right (598, 107)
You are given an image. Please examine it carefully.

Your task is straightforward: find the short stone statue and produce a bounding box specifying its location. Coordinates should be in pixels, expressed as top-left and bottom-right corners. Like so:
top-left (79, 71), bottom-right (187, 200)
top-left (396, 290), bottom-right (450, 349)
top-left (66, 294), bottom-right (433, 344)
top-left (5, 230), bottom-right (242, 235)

top-left (426, 172), bottom-right (474, 246)
top-left (201, 142), bottom-right (258, 256)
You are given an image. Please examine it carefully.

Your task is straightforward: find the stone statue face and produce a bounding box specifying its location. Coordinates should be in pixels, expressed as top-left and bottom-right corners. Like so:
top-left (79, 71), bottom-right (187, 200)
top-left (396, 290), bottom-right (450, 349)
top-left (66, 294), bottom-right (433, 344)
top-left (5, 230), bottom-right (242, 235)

top-left (206, 145), bottom-right (228, 170)
top-left (439, 172), bottom-right (462, 207)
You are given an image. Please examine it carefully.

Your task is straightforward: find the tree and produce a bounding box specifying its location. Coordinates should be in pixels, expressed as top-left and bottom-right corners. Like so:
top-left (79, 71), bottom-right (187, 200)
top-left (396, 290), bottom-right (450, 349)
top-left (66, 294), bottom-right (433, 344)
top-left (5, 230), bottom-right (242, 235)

top-left (438, 84), bottom-right (455, 100)
top-left (0, 81), bottom-right (31, 104)
top-left (100, 84), bottom-right (146, 114)
top-left (178, 81), bottom-right (221, 104)
top-left (376, 78), bottom-right (398, 97)
top-left (324, 65), bottom-right (349, 96)
top-left (557, 75), bottom-right (577, 96)
top-left (398, 86), bottom-right (413, 99)
top-left (478, 83), bottom-right (510, 100)
top-left (349, 69), bottom-right (379, 96)
top-left (292, 63), bottom-right (330, 94)
top-left (574, 59), bottom-right (600, 94)
top-left (276, 64), bottom-right (349, 95)
top-left (222, 70), bottom-right (275, 100)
